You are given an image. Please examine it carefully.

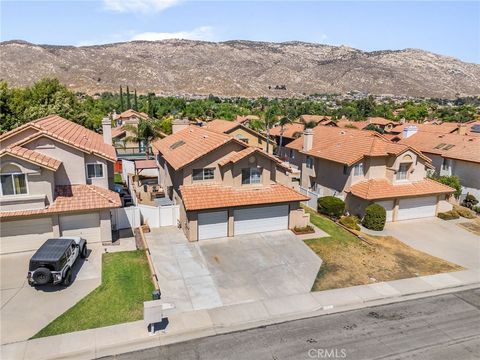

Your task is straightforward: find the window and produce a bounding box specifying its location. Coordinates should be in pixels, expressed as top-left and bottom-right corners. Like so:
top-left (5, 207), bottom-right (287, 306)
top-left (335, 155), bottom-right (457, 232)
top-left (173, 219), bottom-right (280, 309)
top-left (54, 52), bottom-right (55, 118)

top-left (353, 162), bottom-right (364, 176)
top-left (242, 168), bottom-right (262, 184)
top-left (192, 168), bottom-right (215, 181)
top-left (0, 173), bottom-right (28, 195)
top-left (343, 165), bottom-right (349, 175)
top-left (396, 163), bottom-right (409, 180)
top-left (306, 156), bottom-right (314, 169)
top-left (86, 164), bottom-right (104, 179)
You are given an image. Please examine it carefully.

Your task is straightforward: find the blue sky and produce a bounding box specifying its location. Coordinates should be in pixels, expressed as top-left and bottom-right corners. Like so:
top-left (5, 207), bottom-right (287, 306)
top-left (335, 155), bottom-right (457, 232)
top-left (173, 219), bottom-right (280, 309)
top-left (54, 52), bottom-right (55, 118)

top-left (1, 1), bottom-right (479, 63)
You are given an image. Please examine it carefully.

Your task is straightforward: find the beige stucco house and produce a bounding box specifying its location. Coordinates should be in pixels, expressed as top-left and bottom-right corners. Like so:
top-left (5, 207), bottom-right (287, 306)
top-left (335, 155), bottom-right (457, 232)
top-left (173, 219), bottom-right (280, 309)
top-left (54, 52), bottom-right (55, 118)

top-left (152, 126), bottom-right (309, 241)
top-left (0, 115), bottom-right (121, 254)
top-left (285, 126), bottom-right (454, 222)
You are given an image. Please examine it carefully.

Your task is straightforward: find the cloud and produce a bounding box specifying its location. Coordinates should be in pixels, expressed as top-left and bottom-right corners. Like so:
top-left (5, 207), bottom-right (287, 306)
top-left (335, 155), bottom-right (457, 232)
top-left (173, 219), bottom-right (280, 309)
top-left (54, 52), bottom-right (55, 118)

top-left (103, 0), bottom-right (182, 14)
top-left (131, 26), bottom-right (215, 41)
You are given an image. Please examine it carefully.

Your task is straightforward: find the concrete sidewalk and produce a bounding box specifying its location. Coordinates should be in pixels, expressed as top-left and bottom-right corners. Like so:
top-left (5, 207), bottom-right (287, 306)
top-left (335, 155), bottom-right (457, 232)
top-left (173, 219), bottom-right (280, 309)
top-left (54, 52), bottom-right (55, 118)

top-left (2, 268), bottom-right (479, 360)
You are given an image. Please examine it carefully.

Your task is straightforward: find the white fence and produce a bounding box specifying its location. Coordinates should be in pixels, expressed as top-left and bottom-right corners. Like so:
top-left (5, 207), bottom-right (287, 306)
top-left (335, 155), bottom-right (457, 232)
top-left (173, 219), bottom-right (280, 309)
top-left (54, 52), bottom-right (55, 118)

top-left (138, 204), bottom-right (180, 228)
top-left (111, 207), bottom-right (141, 230)
top-left (122, 159), bottom-right (136, 186)
top-left (299, 187), bottom-right (320, 210)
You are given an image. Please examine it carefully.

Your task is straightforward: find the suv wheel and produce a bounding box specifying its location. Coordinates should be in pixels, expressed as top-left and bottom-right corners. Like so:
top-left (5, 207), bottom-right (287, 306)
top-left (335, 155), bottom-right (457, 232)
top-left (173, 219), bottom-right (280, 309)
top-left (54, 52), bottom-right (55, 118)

top-left (32, 267), bottom-right (51, 285)
top-left (63, 268), bottom-right (72, 286)
top-left (80, 245), bottom-right (88, 259)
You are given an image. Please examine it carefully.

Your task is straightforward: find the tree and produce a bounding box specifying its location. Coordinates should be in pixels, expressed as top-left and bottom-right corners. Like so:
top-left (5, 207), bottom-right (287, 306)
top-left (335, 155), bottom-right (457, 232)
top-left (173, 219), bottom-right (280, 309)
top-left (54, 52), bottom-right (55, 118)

top-left (304, 121), bottom-right (317, 129)
top-left (134, 89), bottom-right (138, 111)
top-left (126, 86), bottom-right (131, 109)
top-left (119, 86), bottom-right (124, 111)
top-left (364, 123), bottom-right (385, 134)
top-left (278, 116), bottom-right (292, 154)
top-left (262, 106), bottom-right (279, 153)
top-left (123, 119), bottom-right (162, 159)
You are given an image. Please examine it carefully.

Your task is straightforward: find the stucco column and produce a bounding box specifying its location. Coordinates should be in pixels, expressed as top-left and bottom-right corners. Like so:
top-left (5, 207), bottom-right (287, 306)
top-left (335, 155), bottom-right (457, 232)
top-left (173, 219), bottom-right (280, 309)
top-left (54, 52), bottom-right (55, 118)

top-left (100, 209), bottom-right (113, 245)
top-left (435, 195), bottom-right (440, 215)
top-left (392, 198), bottom-right (399, 222)
top-left (52, 214), bottom-right (60, 237)
top-left (228, 209), bottom-right (234, 237)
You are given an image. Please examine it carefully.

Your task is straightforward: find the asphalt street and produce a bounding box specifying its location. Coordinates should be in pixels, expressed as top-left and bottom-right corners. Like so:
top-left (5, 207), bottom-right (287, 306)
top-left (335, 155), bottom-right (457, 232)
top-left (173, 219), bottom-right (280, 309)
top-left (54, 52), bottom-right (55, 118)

top-left (102, 288), bottom-right (480, 360)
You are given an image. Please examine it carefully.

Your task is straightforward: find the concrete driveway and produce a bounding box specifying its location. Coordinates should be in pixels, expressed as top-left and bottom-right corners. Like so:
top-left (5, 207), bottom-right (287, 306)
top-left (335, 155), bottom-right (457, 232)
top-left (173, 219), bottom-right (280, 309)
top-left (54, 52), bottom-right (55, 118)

top-left (363, 217), bottom-right (480, 269)
top-left (145, 227), bottom-right (322, 313)
top-left (0, 244), bottom-right (103, 345)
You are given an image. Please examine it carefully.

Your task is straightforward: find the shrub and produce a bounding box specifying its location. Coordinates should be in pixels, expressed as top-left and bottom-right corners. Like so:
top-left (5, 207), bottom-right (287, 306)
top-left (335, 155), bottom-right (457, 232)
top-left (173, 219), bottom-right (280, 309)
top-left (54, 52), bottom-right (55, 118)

top-left (362, 204), bottom-right (386, 231)
top-left (453, 205), bottom-right (476, 219)
top-left (317, 196), bottom-right (345, 219)
top-left (293, 225), bottom-right (315, 234)
top-left (462, 193), bottom-right (479, 210)
top-left (473, 206), bottom-right (480, 214)
top-left (437, 210), bottom-right (460, 220)
top-left (339, 216), bottom-right (360, 231)
top-left (428, 175), bottom-right (461, 198)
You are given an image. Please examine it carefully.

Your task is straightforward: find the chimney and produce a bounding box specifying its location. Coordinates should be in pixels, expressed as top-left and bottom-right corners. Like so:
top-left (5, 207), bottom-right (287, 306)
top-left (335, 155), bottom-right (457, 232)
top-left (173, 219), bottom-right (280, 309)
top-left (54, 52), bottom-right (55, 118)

top-left (172, 118), bottom-right (190, 134)
top-left (102, 117), bottom-right (112, 145)
top-left (402, 125), bottom-right (418, 139)
top-left (458, 124), bottom-right (466, 135)
top-left (303, 128), bottom-right (314, 152)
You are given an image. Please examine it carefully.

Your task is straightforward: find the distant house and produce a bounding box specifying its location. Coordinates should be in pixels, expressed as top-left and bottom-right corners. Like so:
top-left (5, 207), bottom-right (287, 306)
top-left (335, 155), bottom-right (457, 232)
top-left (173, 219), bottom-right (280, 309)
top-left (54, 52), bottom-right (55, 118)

top-left (400, 131), bottom-right (480, 199)
top-left (285, 126), bottom-right (454, 222)
top-left (299, 115), bottom-right (332, 125)
top-left (152, 125), bottom-right (309, 241)
top-left (0, 115), bottom-right (121, 254)
top-left (203, 119), bottom-right (275, 153)
top-left (269, 122), bottom-right (307, 154)
top-left (113, 109), bottom-right (149, 127)
top-left (235, 115), bottom-right (260, 128)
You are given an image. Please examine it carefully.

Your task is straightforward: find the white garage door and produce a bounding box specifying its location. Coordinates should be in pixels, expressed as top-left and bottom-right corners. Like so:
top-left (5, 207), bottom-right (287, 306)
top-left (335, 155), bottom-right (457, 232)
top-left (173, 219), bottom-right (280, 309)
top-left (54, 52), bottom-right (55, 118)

top-left (398, 196), bottom-right (437, 221)
top-left (375, 200), bottom-right (394, 222)
top-left (234, 204), bottom-right (289, 236)
top-left (198, 210), bottom-right (228, 240)
top-left (60, 212), bottom-right (101, 242)
top-left (0, 217), bottom-right (53, 254)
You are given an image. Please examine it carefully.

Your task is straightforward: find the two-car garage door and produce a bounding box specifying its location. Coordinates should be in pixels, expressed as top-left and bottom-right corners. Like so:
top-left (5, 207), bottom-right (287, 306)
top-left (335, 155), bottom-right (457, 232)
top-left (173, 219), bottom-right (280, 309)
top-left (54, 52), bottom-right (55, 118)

top-left (0, 217), bottom-right (53, 254)
top-left (397, 196), bottom-right (437, 221)
top-left (197, 205), bottom-right (289, 240)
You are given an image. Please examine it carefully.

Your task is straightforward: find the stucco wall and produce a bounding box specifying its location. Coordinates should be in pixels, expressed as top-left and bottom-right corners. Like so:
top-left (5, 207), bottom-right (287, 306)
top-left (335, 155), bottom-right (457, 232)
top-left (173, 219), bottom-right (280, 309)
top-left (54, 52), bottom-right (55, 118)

top-left (227, 128), bottom-right (273, 153)
top-left (451, 159), bottom-right (480, 198)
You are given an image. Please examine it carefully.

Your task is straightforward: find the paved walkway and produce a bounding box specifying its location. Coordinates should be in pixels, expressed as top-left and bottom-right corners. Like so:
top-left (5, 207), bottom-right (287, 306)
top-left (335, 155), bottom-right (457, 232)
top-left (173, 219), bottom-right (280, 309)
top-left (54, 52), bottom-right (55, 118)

top-left (361, 217), bottom-right (480, 269)
top-left (145, 227), bottom-right (322, 313)
top-left (2, 268), bottom-right (478, 360)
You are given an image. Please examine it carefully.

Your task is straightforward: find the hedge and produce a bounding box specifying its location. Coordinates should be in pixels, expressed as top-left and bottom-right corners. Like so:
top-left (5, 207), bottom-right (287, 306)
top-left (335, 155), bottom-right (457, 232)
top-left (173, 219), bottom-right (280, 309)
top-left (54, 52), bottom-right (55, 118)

top-left (362, 204), bottom-right (386, 231)
top-left (437, 210), bottom-right (460, 220)
top-left (339, 216), bottom-right (360, 231)
top-left (317, 196), bottom-right (345, 219)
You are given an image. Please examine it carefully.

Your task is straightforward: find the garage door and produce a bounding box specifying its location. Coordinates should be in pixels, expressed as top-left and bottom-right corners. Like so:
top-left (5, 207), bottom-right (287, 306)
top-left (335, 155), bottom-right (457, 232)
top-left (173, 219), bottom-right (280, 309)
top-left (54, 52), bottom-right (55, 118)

top-left (59, 212), bottom-right (101, 242)
top-left (0, 217), bottom-right (53, 254)
top-left (198, 211), bottom-right (228, 240)
top-left (234, 204), bottom-right (289, 236)
top-left (375, 200), bottom-right (394, 222)
top-left (398, 196), bottom-right (437, 221)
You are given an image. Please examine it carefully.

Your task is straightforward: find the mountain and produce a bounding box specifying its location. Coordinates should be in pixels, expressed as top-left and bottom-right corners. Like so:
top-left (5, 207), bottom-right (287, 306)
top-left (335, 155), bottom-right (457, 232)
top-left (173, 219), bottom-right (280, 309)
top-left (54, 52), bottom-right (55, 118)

top-left (1, 39), bottom-right (479, 98)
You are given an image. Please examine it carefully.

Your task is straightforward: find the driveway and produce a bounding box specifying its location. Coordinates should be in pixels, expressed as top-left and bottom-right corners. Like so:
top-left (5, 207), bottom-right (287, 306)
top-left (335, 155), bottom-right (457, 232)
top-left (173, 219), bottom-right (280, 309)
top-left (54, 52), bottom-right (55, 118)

top-left (362, 217), bottom-right (480, 269)
top-left (145, 227), bottom-right (322, 313)
top-left (0, 243), bottom-right (103, 344)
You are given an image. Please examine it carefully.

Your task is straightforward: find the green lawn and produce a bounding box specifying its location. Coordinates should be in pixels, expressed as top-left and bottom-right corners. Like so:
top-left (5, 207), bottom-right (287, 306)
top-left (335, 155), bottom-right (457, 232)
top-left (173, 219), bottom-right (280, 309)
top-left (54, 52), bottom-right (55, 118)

top-left (114, 173), bottom-right (123, 184)
top-left (303, 206), bottom-right (462, 291)
top-left (32, 250), bottom-right (154, 339)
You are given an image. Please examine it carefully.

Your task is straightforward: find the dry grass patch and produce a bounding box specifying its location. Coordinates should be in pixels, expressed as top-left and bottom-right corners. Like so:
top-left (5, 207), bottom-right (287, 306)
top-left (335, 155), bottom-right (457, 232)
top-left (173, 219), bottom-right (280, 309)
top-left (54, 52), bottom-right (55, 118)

top-left (304, 208), bottom-right (463, 292)
top-left (458, 218), bottom-right (480, 236)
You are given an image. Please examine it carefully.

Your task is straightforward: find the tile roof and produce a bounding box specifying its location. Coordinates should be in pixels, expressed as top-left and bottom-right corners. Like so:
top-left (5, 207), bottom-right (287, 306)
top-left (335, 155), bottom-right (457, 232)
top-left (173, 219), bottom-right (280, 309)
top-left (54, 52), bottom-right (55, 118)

top-left (388, 122), bottom-right (458, 135)
top-left (286, 126), bottom-right (428, 166)
top-left (269, 122), bottom-right (305, 139)
top-left (204, 119), bottom-right (240, 133)
top-left (134, 159), bottom-right (158, 169)
top-left (116, 109), bottom-right (149, 120)
top-left (348, 178), bottom-right (454, 200)
top-left (0, 146), bottom-right (61, 171)
top-left (0, 115), bottom-right (116, 162)
top-left (217, 147), bottom-right (291, 171)
top-left (299, 115), bottom-right (332, 124)
top-left (465, 121), bottom-right (480, 136)
top-left (152, 125), bottom-right (236, 170)
top-left (235, 115), bottom-right (260, 123)
top-left (111, 126), bottom-right (126, 138)
top-left (180, 183), bottom-right (309, 211)
top-left (0, 185), bottom-right (121, 219)
top-left (367, 117), bottom-right (395, 126)
top-left (399, 132), bottom-right (480, 164)
top-left (335, 119), bottom-right (369, 130)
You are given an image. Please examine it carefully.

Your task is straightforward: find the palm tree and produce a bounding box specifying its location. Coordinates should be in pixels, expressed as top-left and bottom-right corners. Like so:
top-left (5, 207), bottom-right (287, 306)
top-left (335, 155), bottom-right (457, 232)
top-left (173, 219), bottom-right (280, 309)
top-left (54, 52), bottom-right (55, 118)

top-left (278, 116), bottom-right (292, 156)
top-left (262, 106), bottom-right (279, 153)
top-left (123, 119), bottom-right (162, 159)
top-left (304, 120), bottom-right (317, 129)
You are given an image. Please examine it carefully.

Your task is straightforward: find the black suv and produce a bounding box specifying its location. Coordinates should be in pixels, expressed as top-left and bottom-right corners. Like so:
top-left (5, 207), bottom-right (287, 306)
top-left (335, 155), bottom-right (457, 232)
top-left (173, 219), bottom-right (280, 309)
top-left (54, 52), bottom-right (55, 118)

top-left (28, 237), bottom-right (87, 286)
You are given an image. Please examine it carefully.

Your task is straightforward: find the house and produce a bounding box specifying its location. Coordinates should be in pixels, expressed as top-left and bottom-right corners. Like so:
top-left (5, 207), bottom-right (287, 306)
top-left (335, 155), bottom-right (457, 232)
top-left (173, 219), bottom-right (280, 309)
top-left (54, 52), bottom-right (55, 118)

top-left (399, 131), bottom-right (480, 199)
top-left (203, 119), bottom-right (275, 153)
top-left (152, 125), bottom-right (309, 241)
top-left (385, 122), bottom-right (459, 141)
top-left (299, 115), bottom-right (332, 125)
top-left (113, 109), bottom-right (149, 127)
top-left (235, 115), bottom-right (260, 127)
top-left (334, 117), bottom-right (396, 132)
top-left (269, 122), bottom-right (307, 154)
top-left (111, 109), bottom-right (157, 150)
top-left (285, 126), bottom-right (454, 222)
top-left (0, 115), bottom-right (121, 254)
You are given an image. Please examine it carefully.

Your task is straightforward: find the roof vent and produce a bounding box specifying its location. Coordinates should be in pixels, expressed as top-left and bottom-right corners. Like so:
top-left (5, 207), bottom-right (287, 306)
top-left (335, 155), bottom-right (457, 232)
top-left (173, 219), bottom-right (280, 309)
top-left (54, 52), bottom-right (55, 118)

top-left (169, 140), bottom-right (185, 150)
top-left (471, 124), bottom-right (480, 133)
top-left (340, 130), bottom-right (346, 135)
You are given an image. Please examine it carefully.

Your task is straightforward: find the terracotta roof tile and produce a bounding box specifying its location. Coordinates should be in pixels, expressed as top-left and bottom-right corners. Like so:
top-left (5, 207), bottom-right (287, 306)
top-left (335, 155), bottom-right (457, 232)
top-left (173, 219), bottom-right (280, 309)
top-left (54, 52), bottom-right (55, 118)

top-left (348, 178), bottom-right (454, 200)
top-left (111, 126), bottom-right (126, 138)
top-left (286, 126), bottom-right (428, 166)
top-left (299, 115), bottom-right (331, 124)
top-left (116, 109), bottom-right (149, 120)
top-left (204, 119), bottom-right (239, 133)
top-left (0, 115), bottom-right (116, 162)
top-left (180, 183), bottom-right (309, 211)
top-left (152, 126), bottom-right (236, 170)
top-left (367, 117), bottom-right (395, 126)
top-left (269, 122), bottom-right (305, 139)
top-left (134, 159), bottom-right (158, 169)
top-left (400, 132), bottom-right (480, 164)
top-left (389, 123), bottom-right (458, 135)
top-left (0, 185), bottom-right (121, 219)
top-left (0, 146), bottom-right (62, 171)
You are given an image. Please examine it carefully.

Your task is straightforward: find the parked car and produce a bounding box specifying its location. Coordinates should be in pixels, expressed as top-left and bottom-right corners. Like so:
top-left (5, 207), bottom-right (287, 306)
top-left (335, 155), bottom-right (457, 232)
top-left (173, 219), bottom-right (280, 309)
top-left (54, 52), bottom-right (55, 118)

top-left (27, 237), bottom-right (87, 286)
